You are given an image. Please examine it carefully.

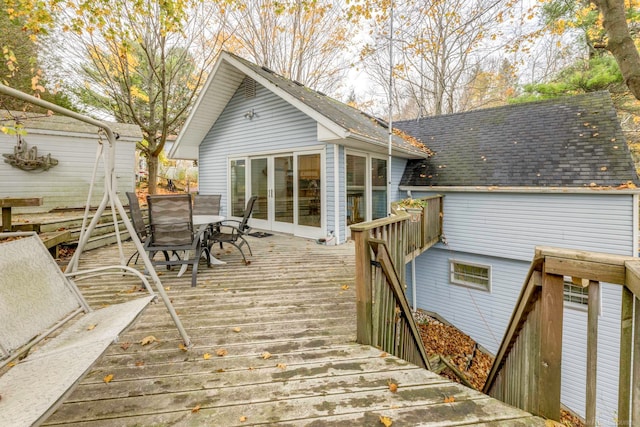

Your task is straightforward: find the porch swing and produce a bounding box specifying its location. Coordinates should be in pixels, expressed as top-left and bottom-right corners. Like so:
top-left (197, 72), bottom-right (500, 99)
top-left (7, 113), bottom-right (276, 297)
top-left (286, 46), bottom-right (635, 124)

top-left (0, 84), bottom-right (192, 347)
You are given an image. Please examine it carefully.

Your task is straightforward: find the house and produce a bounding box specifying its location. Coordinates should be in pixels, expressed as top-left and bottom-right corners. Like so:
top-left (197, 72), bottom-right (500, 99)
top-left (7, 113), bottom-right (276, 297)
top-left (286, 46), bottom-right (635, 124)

top-left (395, 91), bottom-right (640, 425)
top-left (171, 50), bottom-right (637, 423)
top-left (0, 111), bottom-right (141, 213)
top-left (169, 51), bottom-right (431, 242)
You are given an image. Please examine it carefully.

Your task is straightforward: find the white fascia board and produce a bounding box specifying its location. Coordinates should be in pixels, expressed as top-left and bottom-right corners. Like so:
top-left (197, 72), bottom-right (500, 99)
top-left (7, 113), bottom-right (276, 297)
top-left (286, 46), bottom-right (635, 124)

top-left (399, 185), bottom-right (640, 195)
top-left (170, 54), bottom-right (230, 159)
top-left (224, 55), bottom-right (349, 140)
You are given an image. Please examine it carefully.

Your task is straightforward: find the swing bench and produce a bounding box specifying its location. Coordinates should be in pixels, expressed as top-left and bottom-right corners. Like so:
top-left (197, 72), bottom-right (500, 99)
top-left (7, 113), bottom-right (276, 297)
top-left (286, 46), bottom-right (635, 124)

top-left (0, 232), bottom-right (156, 426)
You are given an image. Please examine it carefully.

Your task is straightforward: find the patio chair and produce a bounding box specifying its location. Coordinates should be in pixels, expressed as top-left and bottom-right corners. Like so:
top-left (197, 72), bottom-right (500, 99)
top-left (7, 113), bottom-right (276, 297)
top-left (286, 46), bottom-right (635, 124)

top-left (193, 194), bottom-right (221, 215)
top-left (210, 195), bottom-right (257, 264)
top-left (126, 191), bottom-right (174, 268)
top-left (146, 194), bottom-right (210, 287)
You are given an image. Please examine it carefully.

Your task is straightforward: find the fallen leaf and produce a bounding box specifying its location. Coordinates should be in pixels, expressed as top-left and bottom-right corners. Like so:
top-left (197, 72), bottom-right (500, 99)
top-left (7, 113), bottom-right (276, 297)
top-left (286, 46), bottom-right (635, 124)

top-left (135, 360), bottom-right (145, 367)
top-left (191, 404), bottom-right (201, 413)
top-left (140, 335), bottom-right (157, 346)
top-left (7, 362), bottom-right (15, 368)
top-left (276, 363), bottom-right (287, 370)
top-left (388, 382), bottom-right (398, 393)
top-left (248, 366), bottom-right (255, 370)
top-left (103, 374), bottom-right (114, 383)
top-left (444, 396), bottom-right (455, 403)
top-left (164, 286), bottom-right (170, 291)
top-left (380, 352), bottom-right (388, 358)
top-left (239, 416), bottom-right (247, 422)
top-left (261, 352), bottom-right (272, 360)
top-left (120, 342), bottom-right (131, 351)
top-left (233, 327), bottom-right (242, 332)
top-left (179, 343), bottom-right (188, 352)
top-left (216, 349), bottom-right (228, 357)
top-left (87, 324), bottom-right (96, 331)
top-left (203, 353), bottom-right (212, 360)
top-left (341, 284), bottom-right (349, 290)
top-left (379, 415), bottom-right (393, 426)
top-left (223, 288), bottom-right (229, 292)
top-left (216, 368), bottom-right (226, 373)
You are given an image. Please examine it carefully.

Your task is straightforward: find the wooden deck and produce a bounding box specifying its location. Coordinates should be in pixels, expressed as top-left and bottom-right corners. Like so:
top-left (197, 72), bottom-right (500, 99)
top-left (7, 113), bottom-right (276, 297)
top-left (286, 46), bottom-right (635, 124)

top-left (44, 233), bottom-right (544, 426)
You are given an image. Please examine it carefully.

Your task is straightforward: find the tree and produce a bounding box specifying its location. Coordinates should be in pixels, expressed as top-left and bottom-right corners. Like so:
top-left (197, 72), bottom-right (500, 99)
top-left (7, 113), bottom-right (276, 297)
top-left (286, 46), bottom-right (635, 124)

top-left (5, 0), bottom-right (233, 194)
top-left (353, 0), bottom-right (517, 118)
top-left (223, 0), bottom-right (355, 95)
top-left (0, 5), bottom-right (71, 111)
top-left (592, 0), bottom-right (640, 100)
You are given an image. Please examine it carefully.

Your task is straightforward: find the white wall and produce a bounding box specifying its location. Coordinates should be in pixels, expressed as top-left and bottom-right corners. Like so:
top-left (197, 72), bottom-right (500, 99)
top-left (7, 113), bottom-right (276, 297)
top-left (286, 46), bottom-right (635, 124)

top-left (0, 129), bottom-right (136, 213)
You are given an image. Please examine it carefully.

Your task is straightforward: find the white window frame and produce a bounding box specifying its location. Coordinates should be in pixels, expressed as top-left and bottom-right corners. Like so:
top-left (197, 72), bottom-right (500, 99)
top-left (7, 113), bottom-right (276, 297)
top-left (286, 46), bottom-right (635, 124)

top-left (449, 259), bottom-right (491, 292)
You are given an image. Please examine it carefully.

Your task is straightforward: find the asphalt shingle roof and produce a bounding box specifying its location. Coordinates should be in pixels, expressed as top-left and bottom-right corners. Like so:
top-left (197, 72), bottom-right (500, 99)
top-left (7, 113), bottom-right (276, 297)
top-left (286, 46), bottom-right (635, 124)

top-left (396, 91), bottom-right (639, 188)
top-left (227, 52), bottom-right (431, 157)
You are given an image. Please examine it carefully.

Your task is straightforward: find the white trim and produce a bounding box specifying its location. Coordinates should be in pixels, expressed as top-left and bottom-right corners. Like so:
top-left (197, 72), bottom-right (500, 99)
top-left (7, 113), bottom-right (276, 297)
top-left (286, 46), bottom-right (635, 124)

top-left (400, 185), bottom-right (640, 195)
top-left (633, 194), bottom-right (639, 257)
top-left (227, 145), bottom-right (325, 159)
top-left (333, 144), bottom-right (340, 244)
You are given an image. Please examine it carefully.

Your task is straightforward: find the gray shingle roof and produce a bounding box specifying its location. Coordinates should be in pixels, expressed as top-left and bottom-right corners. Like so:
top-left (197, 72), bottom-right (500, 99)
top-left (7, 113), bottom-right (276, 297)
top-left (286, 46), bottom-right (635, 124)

top-left (397, 92), bottom-right (639, 188)
top-left (227, 52), bottom-right (431, 157)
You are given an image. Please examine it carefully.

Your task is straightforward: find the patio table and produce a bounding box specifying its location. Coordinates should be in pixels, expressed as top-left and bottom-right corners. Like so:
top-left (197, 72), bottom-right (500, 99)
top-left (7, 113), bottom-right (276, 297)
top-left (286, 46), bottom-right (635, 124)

top-left (177, 214), bottom-right (225, 278)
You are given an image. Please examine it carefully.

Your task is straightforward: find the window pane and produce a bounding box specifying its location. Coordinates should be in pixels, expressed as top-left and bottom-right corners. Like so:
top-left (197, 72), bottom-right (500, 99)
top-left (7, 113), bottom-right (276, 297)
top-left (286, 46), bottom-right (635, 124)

top-left (274, 156), bottom-right (293, 224)
top-left (298, 154), bottom-right (321, 227)
top-left (450, 260), bottom-right (490, 291)
top-left (250, 158), bottom-right (268, 220)
top-left (347, 155), bottom-right (366, 225)
top-left (371, 158), bottom-right (387, 220)
top-left (230, 159), bottom-right (245, 217)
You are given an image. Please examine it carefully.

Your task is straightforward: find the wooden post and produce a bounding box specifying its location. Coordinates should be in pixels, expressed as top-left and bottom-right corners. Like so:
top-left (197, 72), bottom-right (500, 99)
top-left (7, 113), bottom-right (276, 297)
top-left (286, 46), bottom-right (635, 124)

top-left (618, 286), bottom-right (633, 426)
top-left (633, 296), bottom-right (640, 425)
top-left (585, 280), bottom-right (600, 427)
top-left (352, 228), bottom-right (372, 346)
top-left (537, 264), bottom-right (564, 420)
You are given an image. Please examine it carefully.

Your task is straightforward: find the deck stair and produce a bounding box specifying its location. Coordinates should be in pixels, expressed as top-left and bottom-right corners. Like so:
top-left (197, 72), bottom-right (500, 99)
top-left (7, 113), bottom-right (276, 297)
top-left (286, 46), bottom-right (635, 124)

top-left (10, 208), bottom-right (144, 251)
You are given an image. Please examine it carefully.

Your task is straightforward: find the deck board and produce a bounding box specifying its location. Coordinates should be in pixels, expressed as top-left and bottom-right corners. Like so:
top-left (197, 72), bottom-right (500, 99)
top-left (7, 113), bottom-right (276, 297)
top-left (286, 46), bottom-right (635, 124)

top-left (42, 233), bottom-right (543, 426)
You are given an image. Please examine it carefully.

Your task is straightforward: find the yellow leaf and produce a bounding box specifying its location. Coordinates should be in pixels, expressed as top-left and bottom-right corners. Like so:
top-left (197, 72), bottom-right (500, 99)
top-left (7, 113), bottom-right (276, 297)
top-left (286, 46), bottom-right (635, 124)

top-left (239, 416), bottom-right (247, 422)
top-left (203, 353), bottom-right (212, 360)
top-left (164, 286), bottom-right (170, 291)
top-left (179, 343), bottom-right (188, 352)
top-left (379, 415), bottom-right (393, 426)
top-left (140, 335), bottom-right (157, 346)
top-left (341, 284), bottom-right (349, 290)
top-left (233, 327), bottom-right (242, 332)
top-left (103, 374), bottom-right (114, 383)
top-left (388, 382), bottom-right (398, 393)
top-left (276, 363), bottom-right (287, 370)
top-left (216, 349), bottom-right (228, 357)
top-left (87, 324), bottom-right (96, 331)
top-left (191, 404), bottom-right (201, 413)
top-left (262, 352), bottom-right (272, 359)
top-left (7, 362), bottom-right (16, 368)
top-left (444, 396), bottom-right (455, 403)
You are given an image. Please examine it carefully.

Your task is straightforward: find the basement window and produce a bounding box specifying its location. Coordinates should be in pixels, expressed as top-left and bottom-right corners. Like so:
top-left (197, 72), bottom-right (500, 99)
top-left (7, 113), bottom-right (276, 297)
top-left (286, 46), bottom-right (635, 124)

top-left (449, 260), bottom-right (491, 292)
top-left (563, 278), bottom-right (589, 310)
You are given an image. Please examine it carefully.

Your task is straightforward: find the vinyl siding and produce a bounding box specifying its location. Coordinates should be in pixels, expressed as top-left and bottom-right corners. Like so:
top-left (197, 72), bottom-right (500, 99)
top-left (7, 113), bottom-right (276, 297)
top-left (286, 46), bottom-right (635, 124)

top-left (199, 80), bottom-right (321, 217)
top-left (391, 157), bottom-right (408, 203)
top-left (0, 131), bottom-right (135, 213)
top-left (408, 190), bottom-right (633, 425)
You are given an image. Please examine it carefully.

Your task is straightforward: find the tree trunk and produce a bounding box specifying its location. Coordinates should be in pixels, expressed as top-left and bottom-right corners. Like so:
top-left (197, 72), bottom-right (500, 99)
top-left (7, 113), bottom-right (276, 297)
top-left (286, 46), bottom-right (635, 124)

top-left (594, 0), bottom-right (640, 100)
top-left (147, 154), bottom-right (159, 195)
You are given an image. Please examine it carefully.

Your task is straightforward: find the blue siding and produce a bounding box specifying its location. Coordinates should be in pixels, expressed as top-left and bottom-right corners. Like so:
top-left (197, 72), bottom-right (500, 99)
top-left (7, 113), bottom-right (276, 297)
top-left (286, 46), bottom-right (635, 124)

top-left (199, 80), bottom-right (320, 217)
top-left (408, 190), bottom-right (634, 424)
top-left (390, 157), bottom-right (407, 203)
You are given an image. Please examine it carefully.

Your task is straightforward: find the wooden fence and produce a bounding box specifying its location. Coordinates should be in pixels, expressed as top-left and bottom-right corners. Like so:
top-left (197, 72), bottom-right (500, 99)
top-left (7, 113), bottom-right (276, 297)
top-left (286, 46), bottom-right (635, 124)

top-left (483, 246), bottom-right (640, 425)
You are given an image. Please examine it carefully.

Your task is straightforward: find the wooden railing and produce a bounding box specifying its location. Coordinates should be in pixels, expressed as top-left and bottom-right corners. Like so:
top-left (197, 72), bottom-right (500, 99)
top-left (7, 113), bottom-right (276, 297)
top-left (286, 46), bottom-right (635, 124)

top-left (483, 246), bottom-right (640, 425)
top-left (351, 195), bottom-right (443, 365)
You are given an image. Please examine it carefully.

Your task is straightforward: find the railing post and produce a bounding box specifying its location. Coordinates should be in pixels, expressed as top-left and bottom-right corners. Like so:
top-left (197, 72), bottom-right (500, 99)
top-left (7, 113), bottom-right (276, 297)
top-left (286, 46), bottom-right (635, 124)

top-left (618, 286), bottom-right (633, 426)
top-left (586, 280), bottom-right (600, 427)
top-left (352, 227), bottom-right (372, 346)
top-left (537, 265), bottom-right (564, 420)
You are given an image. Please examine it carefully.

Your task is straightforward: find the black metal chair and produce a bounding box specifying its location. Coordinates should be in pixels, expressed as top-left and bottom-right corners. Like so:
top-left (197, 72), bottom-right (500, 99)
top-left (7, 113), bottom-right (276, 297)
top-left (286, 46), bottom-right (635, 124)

top-left (146, 194), bottom-right (210, 287)
top-left (210, 195), bottom-right (257, 264)
top-left (193, 194), bottom-right (221, 216)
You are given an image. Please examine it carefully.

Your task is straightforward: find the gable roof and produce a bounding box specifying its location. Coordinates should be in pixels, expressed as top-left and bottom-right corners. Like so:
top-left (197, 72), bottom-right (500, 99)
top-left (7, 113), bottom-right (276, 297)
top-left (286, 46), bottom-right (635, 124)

top-left (170, 51), bottom-right (432, 159)
top-left (397, 92), bottom-right (640, 191)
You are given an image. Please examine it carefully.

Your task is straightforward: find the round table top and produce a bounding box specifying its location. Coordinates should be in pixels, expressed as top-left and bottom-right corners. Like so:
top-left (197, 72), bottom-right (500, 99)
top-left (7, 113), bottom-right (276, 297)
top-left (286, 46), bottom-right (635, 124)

top-left (192, 214), bottom-right (224, 226)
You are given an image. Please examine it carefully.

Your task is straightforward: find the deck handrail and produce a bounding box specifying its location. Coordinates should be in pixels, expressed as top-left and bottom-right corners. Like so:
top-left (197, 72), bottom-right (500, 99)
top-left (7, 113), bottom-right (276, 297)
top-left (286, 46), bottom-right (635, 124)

top-left (351, 195), bottom-right (443, 351)
top-left (483, 246), bottom-right (640, 425)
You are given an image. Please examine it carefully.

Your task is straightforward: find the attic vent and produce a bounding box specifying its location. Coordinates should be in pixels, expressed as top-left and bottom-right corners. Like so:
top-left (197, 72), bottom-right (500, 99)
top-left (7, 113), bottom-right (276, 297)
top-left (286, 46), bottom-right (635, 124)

top-left (244, 77), bottom-right (256, 99)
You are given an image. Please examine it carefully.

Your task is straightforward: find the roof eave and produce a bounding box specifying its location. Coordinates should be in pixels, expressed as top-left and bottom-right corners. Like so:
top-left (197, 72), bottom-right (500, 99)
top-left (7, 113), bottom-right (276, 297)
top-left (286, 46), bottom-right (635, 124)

top-left (399, 185), bottom-right (640, 194)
